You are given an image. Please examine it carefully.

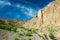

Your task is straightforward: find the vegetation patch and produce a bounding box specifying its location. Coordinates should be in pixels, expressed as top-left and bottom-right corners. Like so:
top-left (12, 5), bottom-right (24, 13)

top-left (0, 19), bottom-right (59, 40)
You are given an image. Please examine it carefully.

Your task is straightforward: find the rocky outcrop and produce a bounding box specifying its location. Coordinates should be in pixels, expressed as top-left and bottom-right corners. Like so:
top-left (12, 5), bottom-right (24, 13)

top-left (39, 0), bottom-right (60, 27)
top-left (23, 0), bottom-right (60, 39)
top-left (23, 0), bottom-right (60, 28)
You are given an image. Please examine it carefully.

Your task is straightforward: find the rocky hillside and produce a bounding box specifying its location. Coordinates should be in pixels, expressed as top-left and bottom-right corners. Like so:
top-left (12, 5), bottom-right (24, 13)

top-left (0, 19), bottom-right (27, 25)
top-left (0, 0), bottom-right (60, 40)
top-left (0, 19), bottom-right (60, 40)
top-left (23, 0), bottom-right (60, 28)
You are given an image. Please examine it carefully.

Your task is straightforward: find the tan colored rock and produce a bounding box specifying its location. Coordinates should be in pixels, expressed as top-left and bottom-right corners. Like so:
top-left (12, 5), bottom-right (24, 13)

top-left (23, 0), bottom-right (60, 39)
top-left (23, 0), bottom-right (60, 28)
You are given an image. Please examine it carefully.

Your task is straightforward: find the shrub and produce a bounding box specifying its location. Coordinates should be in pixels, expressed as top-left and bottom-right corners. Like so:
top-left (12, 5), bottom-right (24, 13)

top-left (15, 38), bottom-right (19, 40)
top-left (26, 31), bottom-right (32, 36)
top-left (49, 33), bottom-right (55, 40)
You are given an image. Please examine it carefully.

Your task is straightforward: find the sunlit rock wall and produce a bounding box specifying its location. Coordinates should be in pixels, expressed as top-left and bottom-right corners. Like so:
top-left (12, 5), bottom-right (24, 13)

top-left (23, 0), bottom-right (60, 28)
top-left (37, 0), bottom-right (60, 27)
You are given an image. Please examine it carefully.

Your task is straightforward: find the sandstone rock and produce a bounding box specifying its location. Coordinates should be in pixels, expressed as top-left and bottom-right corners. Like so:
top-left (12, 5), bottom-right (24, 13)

top-left (23, 0), bottom-right (60, 28)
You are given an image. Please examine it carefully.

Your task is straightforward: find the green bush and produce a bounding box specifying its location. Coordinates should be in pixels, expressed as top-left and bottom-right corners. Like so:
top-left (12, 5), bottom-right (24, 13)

top-left (4, 25), bottom-right (12, 31)
top-left (12, 26), bottom-right (17, 32)
top-left (18, 31), bottom-right (25, 37)
top-left (0, 24), bottom-right (18, 32)
top-left (15, 38), bottom-right (19, 40)
top-left (28, 38), bottom-right (32, 40)
top-left (49, 33), bottom-right (55, 40)
top-left (26, 31), bottom-right (32, 36)
top-left (28, 28), bottom-right (38, 33)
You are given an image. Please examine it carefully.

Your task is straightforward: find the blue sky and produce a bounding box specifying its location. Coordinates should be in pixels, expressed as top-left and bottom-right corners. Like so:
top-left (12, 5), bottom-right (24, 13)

top-left (0, 0), bottom-right (54, 20)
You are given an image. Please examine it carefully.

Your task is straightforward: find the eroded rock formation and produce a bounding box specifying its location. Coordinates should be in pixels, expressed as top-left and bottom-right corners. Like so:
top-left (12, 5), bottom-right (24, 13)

top-left (23, 0), bottom-right (60, 28)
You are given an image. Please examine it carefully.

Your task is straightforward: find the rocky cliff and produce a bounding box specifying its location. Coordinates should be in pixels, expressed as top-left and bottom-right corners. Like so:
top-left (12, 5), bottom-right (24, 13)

top-left (23, 0), bottom-right (60, 28)
top-left (23, 0), bottom-right (60, 39)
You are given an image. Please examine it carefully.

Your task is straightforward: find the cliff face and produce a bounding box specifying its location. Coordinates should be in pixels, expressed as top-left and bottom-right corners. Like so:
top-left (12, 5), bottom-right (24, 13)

top-left (23, 0), bottom-right (60, 28)
top-left (23, 0), bottom-right (60, 39)
top-left (38, 0), bottom-right (60, 27)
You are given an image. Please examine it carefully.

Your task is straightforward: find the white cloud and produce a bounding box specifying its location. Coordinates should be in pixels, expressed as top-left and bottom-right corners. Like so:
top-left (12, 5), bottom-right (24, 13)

top-left (28, 9), bottom-right (34, 17)
top-left (24, 8), bottom-right (35, 17)
top-left (0, 1), bottom-right (11, 5)
top-left (16, 4), bottom-right (25, 8)
top-left (16, 4), bottom-right (36, 17)
top-left (16, 4), bottom-right (20, 8)
top-left (5, 2), bottom-right (11, 5)
top-left (0, 1), bottom-right (4, 4)
top-left (25, 7), bottom-right (30, 11)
